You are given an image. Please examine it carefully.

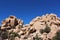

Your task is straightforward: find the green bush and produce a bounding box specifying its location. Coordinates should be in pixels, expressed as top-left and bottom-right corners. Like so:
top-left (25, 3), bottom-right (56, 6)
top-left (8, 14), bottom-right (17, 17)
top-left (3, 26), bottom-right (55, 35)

top-left (33, 34), bottom-right (43, 40)
top-left (40, 29), bottom-right (44, 34)
top-left (9, 31), bottom-right (20, 40)
top-left (1, 30), bottom-right (8, 39)
top-left (52, 30), bottom-right (60, 40)
top-left (44, 26), bottom-right (51, 33)
top-left (40, 22), bottom-right (51, 34)
top-left (40, 26), bottom-right (51, 34)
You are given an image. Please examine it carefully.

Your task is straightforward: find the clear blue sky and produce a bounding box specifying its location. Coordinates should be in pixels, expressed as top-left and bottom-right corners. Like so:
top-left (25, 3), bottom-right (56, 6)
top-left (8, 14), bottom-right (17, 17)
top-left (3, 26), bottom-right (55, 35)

top-left (0, 0), bottom-right (60, 24)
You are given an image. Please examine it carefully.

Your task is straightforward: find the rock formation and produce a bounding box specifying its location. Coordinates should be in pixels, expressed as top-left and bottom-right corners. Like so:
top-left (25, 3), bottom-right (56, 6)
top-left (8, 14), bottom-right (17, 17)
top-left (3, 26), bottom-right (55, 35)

top-left (0, 14), bottom-right (60, 40)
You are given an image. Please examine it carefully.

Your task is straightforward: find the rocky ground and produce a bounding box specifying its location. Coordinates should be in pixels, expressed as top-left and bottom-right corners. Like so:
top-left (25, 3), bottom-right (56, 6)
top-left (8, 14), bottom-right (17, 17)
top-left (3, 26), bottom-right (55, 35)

top-left (0, 14), bottom-right (60, 40)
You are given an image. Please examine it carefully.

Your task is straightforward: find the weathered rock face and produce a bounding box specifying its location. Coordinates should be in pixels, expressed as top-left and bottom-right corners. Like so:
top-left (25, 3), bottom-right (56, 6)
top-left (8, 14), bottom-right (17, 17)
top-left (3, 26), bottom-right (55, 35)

top-left (1, 15), bottom-right (23, 33)
top-left (0, 14), bottom-right (60, 40)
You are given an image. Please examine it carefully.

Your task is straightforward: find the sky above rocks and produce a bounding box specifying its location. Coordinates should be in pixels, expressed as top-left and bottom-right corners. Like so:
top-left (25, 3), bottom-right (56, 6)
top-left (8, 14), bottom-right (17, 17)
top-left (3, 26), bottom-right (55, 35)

top-left (0, 0), bottom-right (60, 24)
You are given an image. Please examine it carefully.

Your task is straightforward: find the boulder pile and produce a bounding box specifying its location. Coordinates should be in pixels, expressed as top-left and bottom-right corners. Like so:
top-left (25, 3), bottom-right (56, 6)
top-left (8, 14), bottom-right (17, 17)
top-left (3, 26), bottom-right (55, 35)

top-left (0, 14), bottom-right (60, 40)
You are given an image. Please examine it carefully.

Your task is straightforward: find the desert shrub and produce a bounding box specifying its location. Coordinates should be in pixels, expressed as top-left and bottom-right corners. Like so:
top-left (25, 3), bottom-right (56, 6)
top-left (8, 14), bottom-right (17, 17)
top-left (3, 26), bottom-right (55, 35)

top-left (44, 26), bottom-right (51, 33)
top-left (52, 30), bottom-right (60, 40)
top-left (1, 30), bottom-right (8, 39)
top-left (9, 31), bottom-right (20, 40)
top-left (40, 26), bottom-right (51, 34)
top-left (33, 34), bottom-right (43, 40)
top-left (40, 29), bottom-right (44, 34)
top-left (40, 22), bottom-right (51, 34)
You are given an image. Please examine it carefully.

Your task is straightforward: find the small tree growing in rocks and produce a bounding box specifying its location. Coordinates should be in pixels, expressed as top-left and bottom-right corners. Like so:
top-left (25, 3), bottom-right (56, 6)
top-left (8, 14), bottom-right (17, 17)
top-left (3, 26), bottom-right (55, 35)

top-left (40, 23), bottom-right (51, 34)
top-left (52, 30), bottom-right (60, 40)
top-left (33, 34), bottom-right (43, 40)
top-left (9, 31), bottom-right (20, 40)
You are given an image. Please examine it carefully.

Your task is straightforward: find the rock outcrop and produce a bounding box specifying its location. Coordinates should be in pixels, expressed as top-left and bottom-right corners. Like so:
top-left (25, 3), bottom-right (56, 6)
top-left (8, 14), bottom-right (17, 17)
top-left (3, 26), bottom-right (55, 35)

top-left (0, 14), bottom-right (60, 40)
